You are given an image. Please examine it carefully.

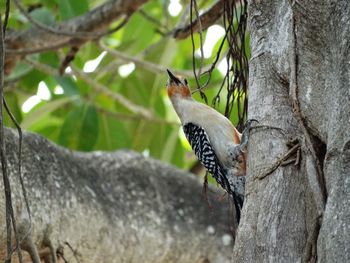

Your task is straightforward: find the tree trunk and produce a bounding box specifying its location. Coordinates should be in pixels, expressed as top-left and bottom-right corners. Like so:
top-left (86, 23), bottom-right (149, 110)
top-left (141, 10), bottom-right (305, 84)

top-left (0, 128), bottom-right (236, 263)
top-left (233, 1), bottom-right (349, 262)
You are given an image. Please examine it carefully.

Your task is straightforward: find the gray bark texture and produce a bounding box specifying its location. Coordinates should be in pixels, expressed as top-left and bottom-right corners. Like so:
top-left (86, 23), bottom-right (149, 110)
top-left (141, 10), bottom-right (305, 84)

top-left (0, 128), bottom-right (236, 263)
top-left (233, 0), bottom-right (349, 262)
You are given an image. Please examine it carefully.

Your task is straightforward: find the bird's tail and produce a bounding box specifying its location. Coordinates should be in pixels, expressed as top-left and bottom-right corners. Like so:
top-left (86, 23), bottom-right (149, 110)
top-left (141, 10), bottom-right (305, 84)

top-left (215, 166), bottom-right (245, 223)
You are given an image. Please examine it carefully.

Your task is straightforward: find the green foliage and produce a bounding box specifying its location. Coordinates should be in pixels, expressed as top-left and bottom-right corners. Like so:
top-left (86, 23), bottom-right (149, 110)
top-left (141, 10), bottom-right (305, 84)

top-left (5, 0), bottom-right (249, 173)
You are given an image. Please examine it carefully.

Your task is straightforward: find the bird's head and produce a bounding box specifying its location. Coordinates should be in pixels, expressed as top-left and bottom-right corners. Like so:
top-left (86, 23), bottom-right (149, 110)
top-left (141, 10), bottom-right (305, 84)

top-left (166, 69), bottom-right (191, 99)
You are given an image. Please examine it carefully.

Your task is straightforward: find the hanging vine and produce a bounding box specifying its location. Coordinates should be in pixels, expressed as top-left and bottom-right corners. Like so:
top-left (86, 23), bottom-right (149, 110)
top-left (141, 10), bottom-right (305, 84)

top-left (189, 0), bottom-right (249, 131)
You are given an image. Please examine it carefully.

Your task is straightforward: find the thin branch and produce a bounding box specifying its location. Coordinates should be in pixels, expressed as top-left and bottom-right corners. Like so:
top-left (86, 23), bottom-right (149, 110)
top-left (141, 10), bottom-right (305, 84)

top-left (95, 104), bottom-right (179, 126)
top-left (99, 41), bottom-right (195, 77)
top-left (138, 9), bottom-right (169, 33)
top-left (24, 58), bottom-right (155, 120)
top-left (5, 0), bottom-right (149, 73)
top-left (14, 0), bottom-right (131, 40)
top-left (24, 57), bottom-right (180, 127)
top-left (70, 65), bottom-right (155, 119)
top-left (173, 0), bottom-right (233, 39)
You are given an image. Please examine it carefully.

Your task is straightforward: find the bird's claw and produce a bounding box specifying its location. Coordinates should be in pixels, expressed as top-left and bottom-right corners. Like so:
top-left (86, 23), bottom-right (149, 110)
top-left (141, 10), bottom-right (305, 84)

top-left (240, 119), bottom-right (259, 149)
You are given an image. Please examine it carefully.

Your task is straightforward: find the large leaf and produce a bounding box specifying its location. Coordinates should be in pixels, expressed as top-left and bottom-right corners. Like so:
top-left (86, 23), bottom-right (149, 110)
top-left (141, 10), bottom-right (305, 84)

top-left (21, 96), bottom-right (77, 129)
top-left (55, 76), bottom-right (79, 96)
top-left (3, 93), bottom-right (23, 128)
top-left (55, 0), bottom-right (89, 20)
top-left (58, 104), bottom-right (99, 151)
top-left (6, 62), bottom-right (33, 82)
top-left (78, 105), bottom-right (99, 150)
top-left (30, 7), bottom-right (55, 25)
top-left (160, 127), bottom-right (179, 163)
top-left (96, 114), bottom-right (130, 150)
top-left (121, 13), bottom-right (157, 53)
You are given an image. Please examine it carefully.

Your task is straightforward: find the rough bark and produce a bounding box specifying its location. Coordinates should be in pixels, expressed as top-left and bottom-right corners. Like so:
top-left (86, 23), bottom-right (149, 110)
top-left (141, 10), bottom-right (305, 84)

top-left (233, 0), bottom-right (349, 262)
top-left (0, 128), bottom-right (236, 263)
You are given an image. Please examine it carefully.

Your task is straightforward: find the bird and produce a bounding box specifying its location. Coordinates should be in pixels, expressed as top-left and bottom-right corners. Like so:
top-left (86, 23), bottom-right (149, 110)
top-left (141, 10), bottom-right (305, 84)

top-left (166, 69), bottom-right (252, 223)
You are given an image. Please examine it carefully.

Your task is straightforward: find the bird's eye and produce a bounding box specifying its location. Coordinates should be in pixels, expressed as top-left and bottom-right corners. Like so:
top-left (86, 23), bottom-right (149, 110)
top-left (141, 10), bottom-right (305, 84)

top-left (184, 79), bottom-right (188, 85)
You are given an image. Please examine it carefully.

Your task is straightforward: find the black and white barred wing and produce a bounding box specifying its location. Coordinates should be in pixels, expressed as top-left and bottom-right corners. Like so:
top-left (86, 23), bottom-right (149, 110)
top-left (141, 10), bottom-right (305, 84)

top-left (183, 122), bottom-right (243, 221)
top-left (183, 123), bottom-right (230, 190)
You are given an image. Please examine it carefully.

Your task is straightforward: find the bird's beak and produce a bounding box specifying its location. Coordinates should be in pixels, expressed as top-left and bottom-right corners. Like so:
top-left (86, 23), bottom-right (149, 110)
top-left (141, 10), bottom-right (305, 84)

top-left (167, 69), bottom-right (181, 84)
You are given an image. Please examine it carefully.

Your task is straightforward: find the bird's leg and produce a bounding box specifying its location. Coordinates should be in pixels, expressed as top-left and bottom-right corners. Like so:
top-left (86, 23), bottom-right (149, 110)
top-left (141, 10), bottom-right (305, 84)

top-left (228, 119), bottom-right (259, 166)
top-left (239, 119), bottom-right (259, 150)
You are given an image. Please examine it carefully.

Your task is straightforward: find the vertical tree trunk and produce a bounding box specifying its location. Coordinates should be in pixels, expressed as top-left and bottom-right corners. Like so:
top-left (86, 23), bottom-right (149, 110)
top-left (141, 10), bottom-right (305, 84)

top-left (233, 1), bottom-right (350, 262)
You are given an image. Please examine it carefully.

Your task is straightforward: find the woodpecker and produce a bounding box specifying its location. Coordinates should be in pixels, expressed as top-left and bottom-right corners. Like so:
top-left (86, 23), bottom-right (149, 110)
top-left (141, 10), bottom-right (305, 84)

top-left (166, 69), bottom-right (252, 223)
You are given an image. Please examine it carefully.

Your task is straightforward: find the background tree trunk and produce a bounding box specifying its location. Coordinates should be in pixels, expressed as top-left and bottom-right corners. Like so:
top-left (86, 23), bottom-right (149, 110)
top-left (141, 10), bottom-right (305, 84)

top-left (233, 1), bottom-right (349, 262)
top-left (0, 129), bottom-right (236, 263)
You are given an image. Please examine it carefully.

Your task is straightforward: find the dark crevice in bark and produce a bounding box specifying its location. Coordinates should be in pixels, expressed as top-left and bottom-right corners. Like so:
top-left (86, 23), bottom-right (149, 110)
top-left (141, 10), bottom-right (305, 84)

top-left (303, 214), bottom-right (322, 263)
top-left (307, 129), bottom-right (328, 203)
top-left (309, 133), bottom-right (327, 172)
top-left (301, 126), bottom-right (326, 263)
top-left (290, 2), bottom-right (328, 262)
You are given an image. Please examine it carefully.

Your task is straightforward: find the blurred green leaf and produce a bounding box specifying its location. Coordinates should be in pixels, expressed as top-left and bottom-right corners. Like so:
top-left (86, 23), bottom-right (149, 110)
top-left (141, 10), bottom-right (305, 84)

top-left (3, 93), bottom-right (23, 128)
top-left (55, 0), bottom-right (89, 20)
top-left (21, 96), bottom-right (77, 129)
top-left (161, 127), bottom-right (179, 163)
top-left (54, 76), bottom-right (79, 96)
top-left (6, 62), bottom-right (33, 82)
top-left (96, 114), bottom-right (130, 150)
top-left (78, 105), bottom-right (99, 150)
top-left (30, 7), bottom-right (55, 25)
top-left (58, 104), bottom-right (99, 151)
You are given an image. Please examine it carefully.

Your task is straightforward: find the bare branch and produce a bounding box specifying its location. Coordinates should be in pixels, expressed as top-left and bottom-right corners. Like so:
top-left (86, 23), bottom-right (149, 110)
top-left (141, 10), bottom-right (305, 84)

top-left (95, 104), bottom-right (179, 126)
top-left (173, 0), bottom-right (233, 40)
top-left (99, 41), bottom-right (195, 77)
top-left (5, 0), bottom-right (149, 73)
top-left (24, 58), bottom-right (155, 120)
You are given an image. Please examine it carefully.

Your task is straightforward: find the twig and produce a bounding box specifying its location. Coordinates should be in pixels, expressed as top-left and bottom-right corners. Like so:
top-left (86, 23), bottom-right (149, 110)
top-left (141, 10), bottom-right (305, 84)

top-left (59, 46), bottom-right (80, 75)
top-left (6, 42), bottom-right (70, 55)
top-left (257, 142), bottom-right (300, 180)
top-left (138, 9), bottom-right (169, 33)
top-left (99, 41), bottom-right (194, 77)
top-left (202, 172), bottom-right (213, 210)
top-left (24, 57), bottom-right (156, 120)
top-left (5, 0), bottom-right (148, 74)
top-left (23, 58), bottom-right (57, 75)
top-left (64, 242), bottom-right (81, 263)
top-left (13, 0), bottom-right (130, 39)
top-left (69, 65), bottom-right (155, 119)
top-left (95, 104), bottom-right (179, 126)
top-left (173, 0), bottom-right (231, 39)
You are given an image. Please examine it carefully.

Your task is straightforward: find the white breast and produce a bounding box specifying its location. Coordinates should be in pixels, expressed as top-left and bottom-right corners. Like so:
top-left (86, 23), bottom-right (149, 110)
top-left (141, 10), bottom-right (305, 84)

top-left (172, 97), bottom-right (238, 166)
